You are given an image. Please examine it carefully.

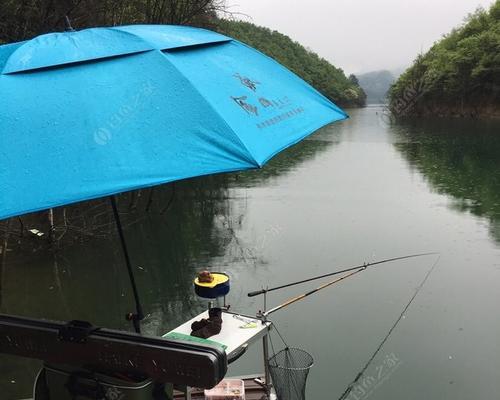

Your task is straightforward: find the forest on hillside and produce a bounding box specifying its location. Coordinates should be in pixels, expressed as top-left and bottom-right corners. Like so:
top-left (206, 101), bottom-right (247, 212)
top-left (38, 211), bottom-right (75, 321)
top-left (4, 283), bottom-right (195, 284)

top-left (0, 0), bottom-right (224, 42)
top-left (217, 19), bottom-right (366, 107)
top-left (389, 0), bottom-right (500, 118)
top-left (0, 1), bottom-right (365, 108)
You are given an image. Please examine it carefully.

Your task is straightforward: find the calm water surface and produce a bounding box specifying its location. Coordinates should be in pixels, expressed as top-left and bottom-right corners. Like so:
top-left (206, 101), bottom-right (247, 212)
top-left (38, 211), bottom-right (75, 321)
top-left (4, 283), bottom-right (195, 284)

top-left (1, 106), bottom-right (499, 399)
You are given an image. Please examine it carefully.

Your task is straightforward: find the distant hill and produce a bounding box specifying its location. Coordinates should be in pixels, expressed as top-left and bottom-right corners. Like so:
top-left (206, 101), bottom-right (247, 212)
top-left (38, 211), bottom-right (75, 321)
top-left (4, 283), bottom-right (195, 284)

top-left (389, 0), bottom-right (500, 118)
top-left (357, 70), bottom-right (396, 104)
top-left (217, 19), bottom-right (366, 107)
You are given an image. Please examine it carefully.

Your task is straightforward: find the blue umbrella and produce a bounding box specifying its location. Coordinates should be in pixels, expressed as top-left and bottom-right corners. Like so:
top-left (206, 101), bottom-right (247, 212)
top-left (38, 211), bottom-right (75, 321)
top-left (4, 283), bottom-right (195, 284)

top-left (0, 24), bottom-right (347, 221)
top-left (1, 24), bottom-right (348, 336)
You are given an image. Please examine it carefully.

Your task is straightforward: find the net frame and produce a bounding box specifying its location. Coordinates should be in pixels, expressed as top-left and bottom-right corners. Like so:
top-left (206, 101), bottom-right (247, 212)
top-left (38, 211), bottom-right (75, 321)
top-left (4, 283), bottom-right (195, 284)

top-left (268, 347), bottom-right (314, 400)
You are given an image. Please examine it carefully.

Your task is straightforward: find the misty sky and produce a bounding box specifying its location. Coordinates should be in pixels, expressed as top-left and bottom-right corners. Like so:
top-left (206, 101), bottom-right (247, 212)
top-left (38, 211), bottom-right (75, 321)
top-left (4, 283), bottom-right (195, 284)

top-left (226, 0), bottom-right (495, 74)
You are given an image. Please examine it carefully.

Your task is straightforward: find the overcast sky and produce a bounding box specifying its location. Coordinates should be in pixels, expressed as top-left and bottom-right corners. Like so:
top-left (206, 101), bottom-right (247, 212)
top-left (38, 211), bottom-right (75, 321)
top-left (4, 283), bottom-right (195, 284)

top-left (226, 0), bottom-right (495, 75)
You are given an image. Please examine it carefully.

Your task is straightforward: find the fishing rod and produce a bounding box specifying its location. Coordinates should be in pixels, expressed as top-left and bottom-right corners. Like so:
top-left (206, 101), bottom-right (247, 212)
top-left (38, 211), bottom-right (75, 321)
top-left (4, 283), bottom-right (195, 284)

top-left (248, 252), bottom-right (438, 298)
top-left (263, 267), bottom-right (366, 317)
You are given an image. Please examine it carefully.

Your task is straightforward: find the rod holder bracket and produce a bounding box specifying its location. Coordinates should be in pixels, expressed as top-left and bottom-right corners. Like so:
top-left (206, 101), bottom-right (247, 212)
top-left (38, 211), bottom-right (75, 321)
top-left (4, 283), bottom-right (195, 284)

top-left (125, 313), bottom-right (143, 334)
top-left (58, 320), bottom-right (99, 343)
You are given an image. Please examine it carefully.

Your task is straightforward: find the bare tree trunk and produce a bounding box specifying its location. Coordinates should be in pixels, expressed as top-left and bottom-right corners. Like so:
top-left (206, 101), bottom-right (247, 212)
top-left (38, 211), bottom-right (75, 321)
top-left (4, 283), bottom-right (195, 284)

top-left (145, 187), bottom-right (155, 212)
top-left (0, 219), bottom-right (12, 310)
top-left (18, 217), bottom-right (25, 238)
top-left (48, 208), bottom-right (55, 243)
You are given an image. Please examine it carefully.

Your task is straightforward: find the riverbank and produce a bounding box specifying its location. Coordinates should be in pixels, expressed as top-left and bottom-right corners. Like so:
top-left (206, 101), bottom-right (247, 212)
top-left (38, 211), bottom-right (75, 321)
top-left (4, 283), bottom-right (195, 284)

top-left (397, 103), bottom-right (500, 119)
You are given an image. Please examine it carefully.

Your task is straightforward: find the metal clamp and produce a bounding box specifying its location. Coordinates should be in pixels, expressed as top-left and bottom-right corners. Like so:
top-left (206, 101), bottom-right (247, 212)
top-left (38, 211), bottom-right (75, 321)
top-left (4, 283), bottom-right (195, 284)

top-left (58, 320), bottom-right (99, 343)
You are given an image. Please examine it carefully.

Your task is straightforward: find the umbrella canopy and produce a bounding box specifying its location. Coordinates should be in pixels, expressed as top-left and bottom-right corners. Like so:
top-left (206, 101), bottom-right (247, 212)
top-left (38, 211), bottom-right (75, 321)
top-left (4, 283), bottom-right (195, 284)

top-left (0, 25), bottom-right (347, 220)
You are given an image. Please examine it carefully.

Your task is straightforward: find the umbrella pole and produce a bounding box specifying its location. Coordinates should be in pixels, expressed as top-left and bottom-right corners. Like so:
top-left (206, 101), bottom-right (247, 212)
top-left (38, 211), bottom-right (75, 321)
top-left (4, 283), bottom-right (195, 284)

top-left (110, 195), bottom-right (144, 334)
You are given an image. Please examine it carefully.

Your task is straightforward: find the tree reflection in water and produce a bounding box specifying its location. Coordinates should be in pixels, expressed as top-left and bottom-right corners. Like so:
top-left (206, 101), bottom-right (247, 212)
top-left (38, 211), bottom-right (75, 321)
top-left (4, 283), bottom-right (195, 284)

top-left (391, 117), bottom-right (500, 243)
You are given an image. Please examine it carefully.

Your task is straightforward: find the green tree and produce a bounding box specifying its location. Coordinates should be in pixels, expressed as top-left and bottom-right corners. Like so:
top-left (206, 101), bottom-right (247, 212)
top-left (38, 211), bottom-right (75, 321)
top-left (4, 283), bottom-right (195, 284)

top-left (217, 19), bottom-right (366, 107)
top-left (348, 74), bottom-right (359, 85)
top-left (389, 1), bottom-right (500, 117)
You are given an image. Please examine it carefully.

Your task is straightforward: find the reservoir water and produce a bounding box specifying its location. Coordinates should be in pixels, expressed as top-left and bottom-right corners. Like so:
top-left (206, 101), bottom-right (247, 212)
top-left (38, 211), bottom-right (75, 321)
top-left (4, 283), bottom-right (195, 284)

top-left (1, 105), bottom-right (499, 399)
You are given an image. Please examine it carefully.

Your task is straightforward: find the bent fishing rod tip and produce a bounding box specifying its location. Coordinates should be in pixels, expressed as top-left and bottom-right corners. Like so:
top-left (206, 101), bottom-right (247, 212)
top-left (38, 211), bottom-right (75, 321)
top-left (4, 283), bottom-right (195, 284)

top-left (246, 251), bottom-right (440, 297)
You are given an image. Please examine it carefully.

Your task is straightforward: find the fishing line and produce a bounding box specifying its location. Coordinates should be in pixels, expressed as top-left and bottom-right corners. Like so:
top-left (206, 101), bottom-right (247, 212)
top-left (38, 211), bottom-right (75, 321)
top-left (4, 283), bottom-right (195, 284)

top-left (337, 255), bottom-right (441, 400)
top-left (271, 321), bottom-right (290, 349)
top-left (267, 321), bottom-right (289, 365)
